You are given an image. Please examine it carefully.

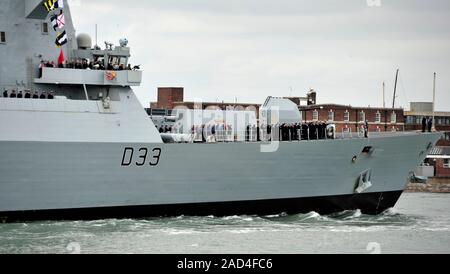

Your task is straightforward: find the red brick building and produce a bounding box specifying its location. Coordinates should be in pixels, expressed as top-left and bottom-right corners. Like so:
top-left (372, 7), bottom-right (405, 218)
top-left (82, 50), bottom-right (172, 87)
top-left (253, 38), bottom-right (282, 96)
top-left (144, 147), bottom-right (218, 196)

top-left (150, 88), bottom-right (408, 133)
top-left (428, 146), bottom-right (450, 178)
top-left (151, 87), bottom-right (185, 110)
top-left (300, 104), bottom-right (405, 133)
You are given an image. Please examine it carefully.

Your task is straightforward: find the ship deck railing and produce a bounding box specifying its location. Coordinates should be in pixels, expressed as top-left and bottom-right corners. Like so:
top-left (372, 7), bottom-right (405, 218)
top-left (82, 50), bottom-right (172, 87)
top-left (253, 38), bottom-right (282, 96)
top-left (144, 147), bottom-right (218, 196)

top-left (34, 67), bottom-right (142, 87)
top-left (161, 129), bottom-right (388, 144)
top-left (161, 130), bottom-right (435, 144)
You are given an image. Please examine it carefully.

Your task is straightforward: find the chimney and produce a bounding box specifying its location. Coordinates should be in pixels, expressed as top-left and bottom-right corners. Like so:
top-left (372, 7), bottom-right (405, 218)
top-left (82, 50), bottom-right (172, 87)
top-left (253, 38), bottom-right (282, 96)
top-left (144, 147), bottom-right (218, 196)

top-left (157, 87), bottom-right (184, 109)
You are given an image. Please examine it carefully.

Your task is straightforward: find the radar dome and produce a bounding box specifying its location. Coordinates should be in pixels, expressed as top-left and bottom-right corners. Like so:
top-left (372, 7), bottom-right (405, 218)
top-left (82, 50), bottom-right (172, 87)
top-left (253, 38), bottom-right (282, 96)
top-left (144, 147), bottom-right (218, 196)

top-left (77, 33), bottom-right (92, 50)
top-left (119, 38), bottom-right (129, 47)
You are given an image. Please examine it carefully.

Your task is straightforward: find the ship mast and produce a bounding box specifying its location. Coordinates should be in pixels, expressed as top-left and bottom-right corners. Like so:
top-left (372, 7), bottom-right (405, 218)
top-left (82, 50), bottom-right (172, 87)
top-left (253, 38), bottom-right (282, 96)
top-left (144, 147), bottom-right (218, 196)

top-left (432, 72), bottom-right (437, 131)
top-left (392, 69), bottom-right (399, 109)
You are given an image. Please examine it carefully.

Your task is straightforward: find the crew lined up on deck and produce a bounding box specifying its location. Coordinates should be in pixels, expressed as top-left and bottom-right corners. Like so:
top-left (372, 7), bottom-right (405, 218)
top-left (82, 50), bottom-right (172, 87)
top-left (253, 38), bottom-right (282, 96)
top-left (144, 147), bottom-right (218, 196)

top-left (265, 122), bottom-right (332, 141)
top-left (3, 89), bottom-right (54, 100)
top-left (157, 122), bottom-right (334, 143)
top-left (39, 58), bottom-right (138, 77)
top-left (192, 124), bottom-right (236, 142)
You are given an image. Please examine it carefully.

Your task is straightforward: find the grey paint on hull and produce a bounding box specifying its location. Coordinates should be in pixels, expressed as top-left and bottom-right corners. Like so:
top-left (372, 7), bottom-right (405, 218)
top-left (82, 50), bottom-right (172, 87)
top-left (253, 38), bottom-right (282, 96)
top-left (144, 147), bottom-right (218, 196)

top-left (0, 133), bottom-right (440, 212)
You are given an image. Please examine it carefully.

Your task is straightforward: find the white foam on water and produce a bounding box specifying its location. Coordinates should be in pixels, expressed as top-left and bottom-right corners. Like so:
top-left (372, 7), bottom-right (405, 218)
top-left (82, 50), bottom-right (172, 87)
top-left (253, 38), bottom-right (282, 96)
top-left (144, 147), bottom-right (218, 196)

top-left (162, 229), bottom-right (200, 235)
top-left (343, 209), bottom-right (362, 220)
top-left (300, 211), bottom-right (322, 221)
top-left (382, 208), bottom-right (398, 216)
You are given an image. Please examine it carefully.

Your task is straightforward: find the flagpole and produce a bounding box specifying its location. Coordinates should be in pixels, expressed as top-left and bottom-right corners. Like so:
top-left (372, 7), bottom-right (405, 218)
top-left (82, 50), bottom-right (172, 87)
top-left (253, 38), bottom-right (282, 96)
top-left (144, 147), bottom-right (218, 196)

top-left (432, 72), bottom-right (436, 131)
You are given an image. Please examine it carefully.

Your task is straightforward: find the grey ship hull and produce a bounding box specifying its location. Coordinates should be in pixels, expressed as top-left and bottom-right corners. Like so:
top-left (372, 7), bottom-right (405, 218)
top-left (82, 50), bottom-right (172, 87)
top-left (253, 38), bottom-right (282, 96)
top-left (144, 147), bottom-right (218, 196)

top-left (0, 0), bottom-right (441, 222)
top-left (0, 133), bottom-right (440, 222)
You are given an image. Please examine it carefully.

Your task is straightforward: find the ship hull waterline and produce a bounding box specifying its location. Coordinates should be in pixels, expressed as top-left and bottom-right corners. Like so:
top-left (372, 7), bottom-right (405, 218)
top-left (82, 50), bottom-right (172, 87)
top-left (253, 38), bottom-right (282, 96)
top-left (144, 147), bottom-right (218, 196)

top-left (0, 191), bottom-right (402, 222)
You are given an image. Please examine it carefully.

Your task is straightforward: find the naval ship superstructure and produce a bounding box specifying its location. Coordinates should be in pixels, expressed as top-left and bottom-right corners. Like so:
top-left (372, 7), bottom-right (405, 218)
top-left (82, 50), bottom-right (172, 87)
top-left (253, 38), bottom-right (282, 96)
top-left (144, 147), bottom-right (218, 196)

top-left (0, 0), bottom-right (442, 222)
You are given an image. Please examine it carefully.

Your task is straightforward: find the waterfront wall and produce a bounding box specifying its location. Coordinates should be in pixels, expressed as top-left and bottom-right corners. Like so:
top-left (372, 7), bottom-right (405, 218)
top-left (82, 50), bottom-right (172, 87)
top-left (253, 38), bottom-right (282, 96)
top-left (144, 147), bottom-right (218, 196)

top-left (406, 177), bottom-right (450, 193)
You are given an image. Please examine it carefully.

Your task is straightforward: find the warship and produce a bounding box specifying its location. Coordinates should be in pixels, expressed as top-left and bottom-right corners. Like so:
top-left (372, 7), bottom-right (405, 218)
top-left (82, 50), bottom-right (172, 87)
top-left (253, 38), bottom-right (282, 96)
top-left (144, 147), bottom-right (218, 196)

top-left (0, 0), bottom-right (442, 222)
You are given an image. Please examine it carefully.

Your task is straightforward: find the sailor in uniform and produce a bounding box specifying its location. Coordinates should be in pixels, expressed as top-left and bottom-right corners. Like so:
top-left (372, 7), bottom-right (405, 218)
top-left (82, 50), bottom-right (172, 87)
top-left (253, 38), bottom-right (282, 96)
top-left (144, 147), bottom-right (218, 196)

top-left (422, 117), bottom-right (427, 133)
top-left (365, 120), bottom-right (369, 138)
top-left (427, 118), bottom-right (433, 133)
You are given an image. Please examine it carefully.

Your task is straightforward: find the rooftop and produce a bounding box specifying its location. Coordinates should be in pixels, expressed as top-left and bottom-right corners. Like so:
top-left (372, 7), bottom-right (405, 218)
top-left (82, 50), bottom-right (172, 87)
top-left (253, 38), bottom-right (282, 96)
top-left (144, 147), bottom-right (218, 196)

top-left (429, 146), bottom-right (450, 156)
top-left (300, 103), bottom-right (404, 111)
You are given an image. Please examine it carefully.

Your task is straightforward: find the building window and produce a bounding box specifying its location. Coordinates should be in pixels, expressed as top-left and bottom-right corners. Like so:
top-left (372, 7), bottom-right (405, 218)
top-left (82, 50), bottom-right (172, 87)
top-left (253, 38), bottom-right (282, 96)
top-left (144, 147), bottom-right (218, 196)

top-left (0, 31), bottom-right (6, 43)
top-left (312, 110), bottom-right (319, 121)
top-left (375, 111), bottom-right (381, 124)
top-left (344, 111), bottom-right (350, 123)
top-left (445, 132), bottom-right (450, 141)
top-left (328, 110), bottom-right (334, 122)
top-left (444, 159), bottom-right (450, 169)
top-left (359, 111), bottom-right (366, 123)
top-left (415, 116), bottom-right (422, 125)
top-left (42, 22), bottom-right (49, 34)
top-left (391, 112), bottom-right (397, 124)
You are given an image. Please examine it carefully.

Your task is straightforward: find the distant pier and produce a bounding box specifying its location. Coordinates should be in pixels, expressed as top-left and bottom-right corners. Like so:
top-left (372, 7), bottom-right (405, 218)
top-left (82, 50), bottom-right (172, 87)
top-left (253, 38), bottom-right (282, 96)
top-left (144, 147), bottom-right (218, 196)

top-left (406, 178), bottom-right (450, 193)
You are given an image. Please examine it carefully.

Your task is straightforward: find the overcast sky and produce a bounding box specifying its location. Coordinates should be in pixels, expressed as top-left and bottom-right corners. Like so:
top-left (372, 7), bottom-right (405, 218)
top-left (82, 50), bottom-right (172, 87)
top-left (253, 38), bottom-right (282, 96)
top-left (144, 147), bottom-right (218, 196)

top-left (69, 0), bottom-right (450, 110)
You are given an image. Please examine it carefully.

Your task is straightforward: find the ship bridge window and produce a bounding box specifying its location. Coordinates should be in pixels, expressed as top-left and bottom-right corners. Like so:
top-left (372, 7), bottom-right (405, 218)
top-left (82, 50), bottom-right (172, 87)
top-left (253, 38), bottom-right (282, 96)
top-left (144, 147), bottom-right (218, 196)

top-left (42, 22), bottom-right (49, 34)
top-left (108, 56), bottom-right (127, 70)
top-left (0, 32), bottom-right (6, 43)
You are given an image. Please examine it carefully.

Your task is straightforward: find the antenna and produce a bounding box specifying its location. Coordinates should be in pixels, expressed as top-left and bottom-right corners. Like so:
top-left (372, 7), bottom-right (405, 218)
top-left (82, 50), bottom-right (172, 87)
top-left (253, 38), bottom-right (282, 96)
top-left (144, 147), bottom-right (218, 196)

top-left (95, 24), bottom-right (98, 48)
top-left (432, 72), bottom-right (437, 131)
top-left (392, 69), bottom-right (399, 109)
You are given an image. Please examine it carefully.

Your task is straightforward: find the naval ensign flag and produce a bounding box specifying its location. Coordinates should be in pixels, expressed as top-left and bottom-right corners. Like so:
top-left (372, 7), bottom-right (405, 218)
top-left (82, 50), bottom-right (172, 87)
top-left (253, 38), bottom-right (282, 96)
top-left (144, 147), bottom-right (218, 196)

top-left (58, 48), bottom-right (65, 65)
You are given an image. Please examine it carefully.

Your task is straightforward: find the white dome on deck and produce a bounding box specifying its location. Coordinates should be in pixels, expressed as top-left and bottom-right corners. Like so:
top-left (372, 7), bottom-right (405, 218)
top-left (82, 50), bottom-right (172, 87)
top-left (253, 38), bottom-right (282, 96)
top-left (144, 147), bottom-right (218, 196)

top-left (77, 33), bottom-right (92, 50)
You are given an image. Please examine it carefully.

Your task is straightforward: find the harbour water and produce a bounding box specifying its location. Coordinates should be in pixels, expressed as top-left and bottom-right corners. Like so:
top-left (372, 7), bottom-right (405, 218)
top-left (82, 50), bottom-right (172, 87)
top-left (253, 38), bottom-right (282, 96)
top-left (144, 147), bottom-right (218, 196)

top-left (0, 193), bottom-right (448, 254)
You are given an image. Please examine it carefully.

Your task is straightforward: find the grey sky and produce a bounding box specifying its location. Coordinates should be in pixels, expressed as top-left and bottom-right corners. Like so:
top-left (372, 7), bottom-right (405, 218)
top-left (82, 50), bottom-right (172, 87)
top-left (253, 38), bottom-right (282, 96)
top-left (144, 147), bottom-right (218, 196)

top-left (70, 0), bottom-right (450, 110)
